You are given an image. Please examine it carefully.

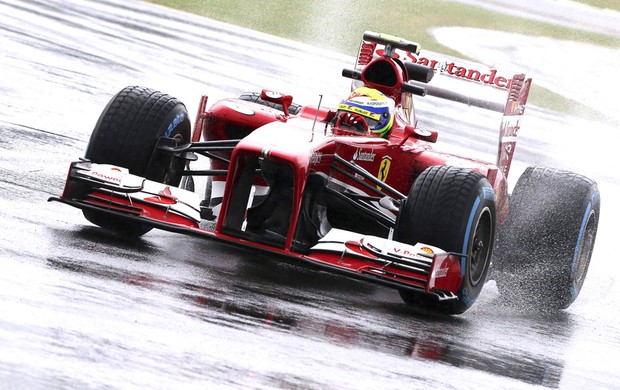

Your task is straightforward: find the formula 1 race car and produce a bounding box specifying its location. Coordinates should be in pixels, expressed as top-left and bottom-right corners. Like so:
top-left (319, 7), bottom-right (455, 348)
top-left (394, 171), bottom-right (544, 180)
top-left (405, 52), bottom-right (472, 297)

top-left (50, 32), bottom-right (600, 314)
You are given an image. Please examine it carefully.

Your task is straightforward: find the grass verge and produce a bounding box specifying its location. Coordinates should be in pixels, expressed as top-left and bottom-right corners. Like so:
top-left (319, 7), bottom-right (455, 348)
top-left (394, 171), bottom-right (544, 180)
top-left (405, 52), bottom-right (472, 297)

top-left (147, 0), bottom-right (618, 117)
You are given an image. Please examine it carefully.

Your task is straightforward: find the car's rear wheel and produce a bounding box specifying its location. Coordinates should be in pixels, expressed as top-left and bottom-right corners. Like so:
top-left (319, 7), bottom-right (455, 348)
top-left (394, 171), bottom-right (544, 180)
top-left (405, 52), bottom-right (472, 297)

top-left (492, 166), bottom-right (600, 309)
top-left (83, 86), bottom-right (191, 236)
top-left (395, 166), bottom-right (496, 314)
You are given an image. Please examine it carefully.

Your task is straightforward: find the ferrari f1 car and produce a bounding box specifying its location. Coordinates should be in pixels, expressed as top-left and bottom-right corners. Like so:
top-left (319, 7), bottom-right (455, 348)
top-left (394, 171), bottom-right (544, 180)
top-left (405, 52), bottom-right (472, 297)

top-left (50, 32), bottom-right (600, 314)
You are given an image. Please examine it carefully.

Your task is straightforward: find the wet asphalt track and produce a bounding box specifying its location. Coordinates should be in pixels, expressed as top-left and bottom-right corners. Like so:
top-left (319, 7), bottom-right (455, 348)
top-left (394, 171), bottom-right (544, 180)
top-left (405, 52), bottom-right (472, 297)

top-left (1, 0), bottom-right (619, 388)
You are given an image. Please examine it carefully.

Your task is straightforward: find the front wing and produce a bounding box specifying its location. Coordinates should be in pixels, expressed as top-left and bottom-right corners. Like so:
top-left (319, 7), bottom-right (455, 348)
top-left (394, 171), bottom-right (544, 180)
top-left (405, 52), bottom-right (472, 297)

top-left (50, 161), bottom-right (464, 300)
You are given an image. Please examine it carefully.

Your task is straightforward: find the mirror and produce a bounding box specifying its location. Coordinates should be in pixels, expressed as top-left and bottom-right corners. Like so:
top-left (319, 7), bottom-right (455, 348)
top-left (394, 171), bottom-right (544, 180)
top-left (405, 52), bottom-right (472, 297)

top-left (404, 124), bottom-right (438, 143)
top-left (260, 89), bottom-right (293, 116)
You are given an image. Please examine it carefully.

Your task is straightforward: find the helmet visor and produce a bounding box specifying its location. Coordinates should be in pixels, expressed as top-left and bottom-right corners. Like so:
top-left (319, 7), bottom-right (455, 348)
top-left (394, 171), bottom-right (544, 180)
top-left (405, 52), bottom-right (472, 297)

top-left (337, 103), bottom-right (382, 128)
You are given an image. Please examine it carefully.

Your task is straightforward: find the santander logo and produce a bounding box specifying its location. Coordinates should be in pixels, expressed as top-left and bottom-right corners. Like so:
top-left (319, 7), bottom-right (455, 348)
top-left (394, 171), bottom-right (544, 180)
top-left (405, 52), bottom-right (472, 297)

top-left (353, 148), bottom-right (376, 162)
top-left (406, 52), bottom-right (513, 90)
top-left (359, 42), bottom-right (513, 90)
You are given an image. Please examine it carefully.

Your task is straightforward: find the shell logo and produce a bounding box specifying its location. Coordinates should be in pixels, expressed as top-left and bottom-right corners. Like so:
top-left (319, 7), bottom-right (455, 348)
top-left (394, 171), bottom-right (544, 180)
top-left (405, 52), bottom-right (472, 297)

top-left (420, 247), bottom-right (434, 254)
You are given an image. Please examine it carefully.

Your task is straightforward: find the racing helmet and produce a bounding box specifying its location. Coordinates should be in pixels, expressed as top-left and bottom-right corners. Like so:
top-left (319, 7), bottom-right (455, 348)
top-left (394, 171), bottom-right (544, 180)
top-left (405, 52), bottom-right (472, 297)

top-left (337, 87), bottom-right (395, 137)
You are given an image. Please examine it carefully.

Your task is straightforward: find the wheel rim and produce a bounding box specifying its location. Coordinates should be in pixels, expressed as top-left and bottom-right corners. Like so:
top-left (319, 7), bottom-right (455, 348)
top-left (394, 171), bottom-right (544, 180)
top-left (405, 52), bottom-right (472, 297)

top-left (574, 210), bottom-right (597, 287)
top-left (469, 207), bottom-right (493, 286)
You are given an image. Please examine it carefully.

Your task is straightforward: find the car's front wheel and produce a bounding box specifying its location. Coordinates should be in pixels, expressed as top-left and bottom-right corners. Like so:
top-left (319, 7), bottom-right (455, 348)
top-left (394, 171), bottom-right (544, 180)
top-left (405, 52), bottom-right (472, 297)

top-left (395, 166), bottom-right (496, 314)
top-left (83, 86), bottom-right (191, 236)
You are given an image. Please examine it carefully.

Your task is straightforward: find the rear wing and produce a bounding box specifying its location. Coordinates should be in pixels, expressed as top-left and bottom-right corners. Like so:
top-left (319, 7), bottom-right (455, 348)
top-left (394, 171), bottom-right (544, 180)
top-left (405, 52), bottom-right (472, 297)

top-left (354, 32), bottom-right (532, 180)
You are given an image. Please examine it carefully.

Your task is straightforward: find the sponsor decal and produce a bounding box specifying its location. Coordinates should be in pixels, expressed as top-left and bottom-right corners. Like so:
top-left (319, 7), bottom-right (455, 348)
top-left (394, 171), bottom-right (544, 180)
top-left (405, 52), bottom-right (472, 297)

top-left (338, 103), bottom-right (380, 120)
top-left (90, 170), bottom-right (121, 183)
top-left (497, 75), bottom-right (531, 178)
top-left (404, 52), bottom-right (512, 89)
top-left (145, 186), bottom-right (178, 205)
top-left (504, 76), bottom-right (530, 116)
top-left (434, 267), bottom-right (449, 278)
top-left (437, 62), bottom-right (511, 89)
top-left (353, 148), bottom-right (376, 162)
top-left (498, 118), bottom-right (520, 174)
top-left (393, 245), bottom-right (435, 258)
top-left (164, 112), bottom-right (186, 138)
top-left (482, 187), bottom-right (495, 201)
top-left (310, 152), bottom-right (322, 165)
top-left (392, 247), bottom-right (418, 257)
top-left (357, 42), bottom-right (376, 66)
top-left (364, 43), bottom-right (513, 90)
top-left (376, 156), bottom-right (391, 189)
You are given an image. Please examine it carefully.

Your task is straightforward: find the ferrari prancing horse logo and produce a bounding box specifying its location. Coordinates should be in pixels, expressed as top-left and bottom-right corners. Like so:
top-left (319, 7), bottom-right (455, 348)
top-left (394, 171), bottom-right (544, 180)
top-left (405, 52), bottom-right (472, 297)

top-left (376, 156), bottom-right (391, 190)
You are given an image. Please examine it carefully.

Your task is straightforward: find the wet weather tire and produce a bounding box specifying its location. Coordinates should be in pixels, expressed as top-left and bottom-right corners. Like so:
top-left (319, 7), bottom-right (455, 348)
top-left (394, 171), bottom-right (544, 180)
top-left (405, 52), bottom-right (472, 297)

top-left (395, 166), bottom-right (496, 314)
top-left (82, 86), bottom-right (191, 236)
top-left (493, 167), bottom-right (600, 310)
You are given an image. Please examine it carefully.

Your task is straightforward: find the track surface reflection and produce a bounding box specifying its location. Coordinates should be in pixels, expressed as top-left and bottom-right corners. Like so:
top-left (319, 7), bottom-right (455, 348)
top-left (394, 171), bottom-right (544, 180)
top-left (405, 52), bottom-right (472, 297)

top-left (1, 0), bottom-right (619, 388)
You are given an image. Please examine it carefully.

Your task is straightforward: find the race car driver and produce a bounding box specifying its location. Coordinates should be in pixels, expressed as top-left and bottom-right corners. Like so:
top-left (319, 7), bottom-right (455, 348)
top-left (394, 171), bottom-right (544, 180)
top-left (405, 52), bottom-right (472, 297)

top-left (334, 87), bottom-right (395, 138)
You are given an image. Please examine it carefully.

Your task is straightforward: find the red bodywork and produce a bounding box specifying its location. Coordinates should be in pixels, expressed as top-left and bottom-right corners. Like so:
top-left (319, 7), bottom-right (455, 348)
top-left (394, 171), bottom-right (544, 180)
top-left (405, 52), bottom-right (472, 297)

top-left (51, 32), bottom-right (531, 305)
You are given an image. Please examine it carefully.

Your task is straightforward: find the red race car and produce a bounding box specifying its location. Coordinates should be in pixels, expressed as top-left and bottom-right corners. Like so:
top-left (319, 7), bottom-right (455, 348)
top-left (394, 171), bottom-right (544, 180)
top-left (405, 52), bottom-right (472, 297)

top-left (50, 32), bottom-right (600, 314)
